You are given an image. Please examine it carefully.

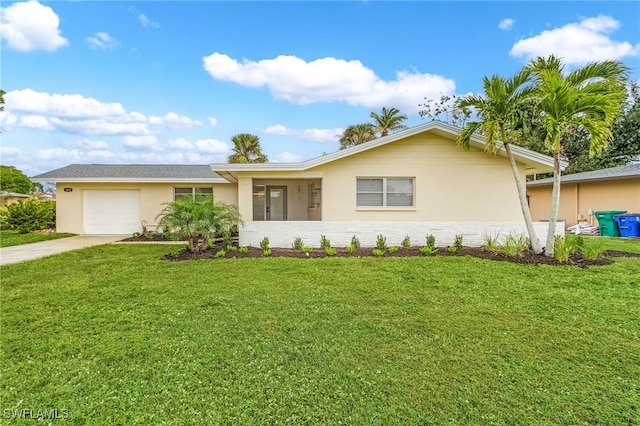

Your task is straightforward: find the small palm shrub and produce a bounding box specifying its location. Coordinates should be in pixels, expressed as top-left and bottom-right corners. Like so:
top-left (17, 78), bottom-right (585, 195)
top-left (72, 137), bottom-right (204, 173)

top-left (302, 246), bottom-right (314, 255)
top-left (156, 195), bottom-right (241, 253)
top-left (260, 237), bottom-right (270, 251)
top-left (401, 235), bottom-right (411, 249)
top-left (215, 249), bottom-right (226, 258)
top-left (262, 249), bottom-right (272, 257)
top-left (239, 246), bottom-right (249, 254)
top-left (388, 246), bottom-right (399, 253)
top-left (345, 245), bottom-right (356, 254)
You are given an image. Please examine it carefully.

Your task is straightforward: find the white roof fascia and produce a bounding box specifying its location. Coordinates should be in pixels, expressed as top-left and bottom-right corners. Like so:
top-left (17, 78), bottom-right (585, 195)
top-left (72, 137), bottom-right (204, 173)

top-left (30, 177), bottom-right (230, 184)
top-left (210, 121), bottom-right (559, 174)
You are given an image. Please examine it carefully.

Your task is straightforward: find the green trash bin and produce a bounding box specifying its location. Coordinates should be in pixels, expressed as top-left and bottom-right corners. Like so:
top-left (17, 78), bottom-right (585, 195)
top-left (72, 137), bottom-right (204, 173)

top-left (595, 210), bottom-right (627, 237)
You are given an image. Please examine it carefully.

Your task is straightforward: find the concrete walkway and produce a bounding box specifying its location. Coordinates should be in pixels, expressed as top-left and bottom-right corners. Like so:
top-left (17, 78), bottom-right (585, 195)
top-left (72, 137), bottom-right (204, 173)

top-left (0, 235), bottom-right (127, 266)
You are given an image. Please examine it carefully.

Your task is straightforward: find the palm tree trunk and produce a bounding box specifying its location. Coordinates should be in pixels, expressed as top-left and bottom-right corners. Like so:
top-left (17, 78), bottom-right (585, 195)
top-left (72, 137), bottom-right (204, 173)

top-left (544, 153), bottom-right (562, 257)
top-left (503, 143), bottom-right (543, 254)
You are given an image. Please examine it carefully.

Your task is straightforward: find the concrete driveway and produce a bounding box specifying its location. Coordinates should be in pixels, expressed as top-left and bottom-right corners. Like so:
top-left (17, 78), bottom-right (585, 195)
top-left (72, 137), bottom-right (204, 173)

top-left (0, 235), bottom-right (127, 266)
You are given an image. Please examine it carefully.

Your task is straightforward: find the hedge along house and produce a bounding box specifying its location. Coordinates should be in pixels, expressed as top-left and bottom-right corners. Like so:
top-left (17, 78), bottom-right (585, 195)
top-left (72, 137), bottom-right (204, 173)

top-left (30, 165), bottom-right (237, 235)
top-left (210, 121), bottom-right (564, 248)
top-left (527, 162), bottom-right (640, 227)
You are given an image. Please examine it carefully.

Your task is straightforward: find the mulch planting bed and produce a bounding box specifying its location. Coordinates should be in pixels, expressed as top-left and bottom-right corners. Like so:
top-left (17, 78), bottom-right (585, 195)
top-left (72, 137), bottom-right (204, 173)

top-left (156, 244), bottom-right (640, 267)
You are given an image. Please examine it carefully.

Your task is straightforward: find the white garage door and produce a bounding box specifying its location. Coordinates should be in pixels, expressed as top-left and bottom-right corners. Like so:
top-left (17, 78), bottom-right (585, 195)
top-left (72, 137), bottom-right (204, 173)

top-left (83, 190), bottom-right (141, 234)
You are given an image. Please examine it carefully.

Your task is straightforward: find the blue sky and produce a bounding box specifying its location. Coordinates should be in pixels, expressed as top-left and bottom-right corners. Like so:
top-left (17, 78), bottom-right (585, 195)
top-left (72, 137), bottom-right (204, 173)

top-left (1, 1), bottom-right (639, 177)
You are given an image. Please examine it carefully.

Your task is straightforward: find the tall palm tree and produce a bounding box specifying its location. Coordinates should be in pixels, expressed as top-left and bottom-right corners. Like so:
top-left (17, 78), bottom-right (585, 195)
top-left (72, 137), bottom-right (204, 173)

top-left (227, 133), bottom-right (268, 163)
top-left (455, 70), bottom-right (544, 254)
top-left (339, 123), bottom-right (376, 150)
top-left (370, 107), bottom-right (408, 137)
top-left (526, 55), bottom-right (629, 257)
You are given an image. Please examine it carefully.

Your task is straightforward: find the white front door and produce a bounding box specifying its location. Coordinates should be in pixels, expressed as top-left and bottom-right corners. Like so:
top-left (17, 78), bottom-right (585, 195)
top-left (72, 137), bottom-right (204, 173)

top-left (266, 186), bottom-right (287, 221)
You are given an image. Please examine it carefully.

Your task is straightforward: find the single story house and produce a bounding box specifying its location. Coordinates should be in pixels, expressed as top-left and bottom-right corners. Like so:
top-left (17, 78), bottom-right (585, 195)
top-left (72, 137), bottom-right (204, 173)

top-left (0, 191), bottom-right (32, 206)
top-left (32, 121), bottom-right (564, 247)
top-left (527, 163), bottom-right (640, 227)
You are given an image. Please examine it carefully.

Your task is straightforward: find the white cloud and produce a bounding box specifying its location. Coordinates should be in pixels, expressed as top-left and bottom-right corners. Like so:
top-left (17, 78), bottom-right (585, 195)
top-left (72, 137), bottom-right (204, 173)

top-left (0, 0), bottom-right (68, 52)
top-left (510, 15), bottom-right (639, 65)
top-left (168, 137), bottom-right (195, 150)
top-left (208, 117), bottom-right (218, 127)
top-left (36, 148), bottom-right (83, 162)
top-left (148, 112), bottom-right (203, 129)
top-left (50, 118), bottom-right (150, 136)
top-left (203, 53), bottom-right (455, 115)
top-left (65, 139), bottom-right (110, 150)
top-left (194, 139), bottom-right (230, 154)
top-left (0, 146), bottom-right (23, 157)
top-left (263, 124), bottom-right (342, 143)
top-left (0, 111), bottom-right (18, 131)
top-left (138, 13), bottom-right (159, 28)
top-left (19, 114), bottom-right (54, 130)
top-left (6, 89), bottom-right (129, 119)
top-left (499, 18), bottom-right (515, 31)
top-left (271, 151), bottom-right (304, 163)
top-left (122, 135), bottom-right (159, 150)
top-left (86, 32), bottom-right (119, 50)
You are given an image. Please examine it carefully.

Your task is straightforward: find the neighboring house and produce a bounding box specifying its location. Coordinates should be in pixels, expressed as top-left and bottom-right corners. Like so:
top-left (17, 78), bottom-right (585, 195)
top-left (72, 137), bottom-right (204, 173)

top-left (31, 122), bottom-right (564, 247)
top-left (527, 163), bottom-right (640, 227)
top-left (0, 191), bottom-right (32, 206)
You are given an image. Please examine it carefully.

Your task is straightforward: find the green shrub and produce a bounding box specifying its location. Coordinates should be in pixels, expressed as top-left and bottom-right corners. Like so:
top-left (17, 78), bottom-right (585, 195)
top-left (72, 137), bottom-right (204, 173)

top-left (262, 248), bottom-right (272, 257)
top-left (426, 234), bottom-right (436, 249)
top-left (581, 238), bottom-right (606, 260)
top-left (401, 235), bottom-right (411, 249)
top-left (320, 234), bottom-right (331, 249)
top-left (260, 237), bottom-right (270, 251)
top-left (375, 234), bottom-right (387, 251)
top-left (215, 249), bottom-right (226, 258)
top-left (372, 249), bottom-right (385, 257)
top-left (500, 233), bottom-right (530, 257)
top-left (302, 246), bottom-right (313, 255)
top-left (388, 246), bottom-right (399, 253)
top-left (239, 246), bottom-right (249, 254)
top-left (4, 199), bottom-right (56, 233)
top-left (454, 234), bottom-right (463, 250)
top-left (345, 245), bottom-right (356, 254)
top-left (350, 235), bottom-right (361, 249)
top-left (325, 247), bottom-right (337, 257)
top-left (483, 232), bottom-right (500, 253)
top-left (447, 246), bottom-right (458, 253)
top-left (227, 244), bottom-right (237, 252)
top-left (419, 246), bottom-right (438, 255)
top-left (292, 236), bottom-right (304, 251)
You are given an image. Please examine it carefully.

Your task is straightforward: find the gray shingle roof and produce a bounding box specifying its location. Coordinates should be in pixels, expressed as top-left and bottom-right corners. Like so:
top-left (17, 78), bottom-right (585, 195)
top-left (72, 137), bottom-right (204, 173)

top-left (527, 162), bottom-right (640, 186)
top-left (31, 164), bottom-right (225, 182)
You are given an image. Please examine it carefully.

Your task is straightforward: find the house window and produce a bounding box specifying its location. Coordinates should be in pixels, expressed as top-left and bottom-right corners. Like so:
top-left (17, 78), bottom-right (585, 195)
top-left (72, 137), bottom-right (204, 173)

top-left (356, 178), bottom-right (414, 207)
top-left (174, 187), bottom-right (213, 201)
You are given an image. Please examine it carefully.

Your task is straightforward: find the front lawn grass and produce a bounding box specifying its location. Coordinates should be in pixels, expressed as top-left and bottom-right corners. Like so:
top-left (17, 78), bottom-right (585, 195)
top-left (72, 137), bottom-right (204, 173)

top-left (1, 242), bottom-right (639, 425)
top-left (0, 229), bottom-right (76, 247)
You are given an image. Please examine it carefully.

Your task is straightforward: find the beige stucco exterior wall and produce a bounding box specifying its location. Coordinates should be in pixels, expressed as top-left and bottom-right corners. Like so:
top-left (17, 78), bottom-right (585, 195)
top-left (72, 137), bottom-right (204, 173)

top-left (55, 182), bottom-right (237, 234)
top-left (314, 133), bottom-right (525, 222)
top-left (528, 178), bottom-right (640, 227)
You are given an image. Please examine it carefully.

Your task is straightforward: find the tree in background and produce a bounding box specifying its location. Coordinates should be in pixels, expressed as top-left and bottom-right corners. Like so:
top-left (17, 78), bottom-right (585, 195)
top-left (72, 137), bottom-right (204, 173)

top-left (0, 165), bottom-right (35, 194)
top-left (370, 107), bottom-right (408, 137)
top-left (228, 133), bottom-right (268, 163)
top-left (455, 70), bottom-right (543, 254)
top-left (339, 123), bottom-right (376, 150)
top-left (526, 55), bottom-right (628, 257)
top-left (419, 94), bottom-right (471, 127)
